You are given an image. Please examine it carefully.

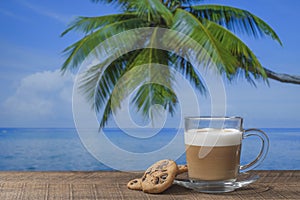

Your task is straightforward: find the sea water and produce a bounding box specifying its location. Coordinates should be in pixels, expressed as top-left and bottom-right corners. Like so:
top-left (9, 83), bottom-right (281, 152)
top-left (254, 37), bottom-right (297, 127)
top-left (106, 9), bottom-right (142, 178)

top-left (0, 128), bottom-right (299, 171)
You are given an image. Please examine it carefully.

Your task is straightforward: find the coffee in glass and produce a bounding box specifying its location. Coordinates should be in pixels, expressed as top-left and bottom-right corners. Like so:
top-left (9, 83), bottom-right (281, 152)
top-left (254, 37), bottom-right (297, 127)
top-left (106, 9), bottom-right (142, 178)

top-left (184, 117), bottom-right (269, 192)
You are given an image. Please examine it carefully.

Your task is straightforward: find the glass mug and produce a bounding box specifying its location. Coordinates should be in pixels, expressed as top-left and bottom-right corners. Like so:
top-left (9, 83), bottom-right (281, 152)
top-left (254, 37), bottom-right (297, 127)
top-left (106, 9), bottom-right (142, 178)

top-left (184, 117), bottom-right (269, 192)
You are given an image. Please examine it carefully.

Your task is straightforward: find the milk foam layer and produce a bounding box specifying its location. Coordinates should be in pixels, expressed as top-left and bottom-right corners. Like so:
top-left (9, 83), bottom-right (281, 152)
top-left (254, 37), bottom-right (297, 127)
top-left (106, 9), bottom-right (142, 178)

top-left (185, 128), bottom-right (242, 146)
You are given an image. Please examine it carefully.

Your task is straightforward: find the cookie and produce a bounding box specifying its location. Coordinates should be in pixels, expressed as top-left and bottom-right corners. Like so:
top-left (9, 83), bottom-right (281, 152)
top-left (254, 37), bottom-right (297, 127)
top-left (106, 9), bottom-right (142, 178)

top-left (127, 178), bottom-right (142, 191)
top-left (177, 164), bottom-right (188, 174)
top-left (141, 159), bottom-right (178, 194)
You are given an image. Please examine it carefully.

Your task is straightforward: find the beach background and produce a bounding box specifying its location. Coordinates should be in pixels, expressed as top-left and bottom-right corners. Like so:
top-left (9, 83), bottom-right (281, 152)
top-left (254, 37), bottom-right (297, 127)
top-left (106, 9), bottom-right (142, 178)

top-left (0, 0), bottom-right (299, 171)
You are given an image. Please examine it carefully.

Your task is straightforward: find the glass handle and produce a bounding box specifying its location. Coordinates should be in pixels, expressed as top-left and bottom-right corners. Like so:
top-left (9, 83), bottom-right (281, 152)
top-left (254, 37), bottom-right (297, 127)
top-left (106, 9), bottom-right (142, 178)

top-left (240, 128), bottom-right (269, 173)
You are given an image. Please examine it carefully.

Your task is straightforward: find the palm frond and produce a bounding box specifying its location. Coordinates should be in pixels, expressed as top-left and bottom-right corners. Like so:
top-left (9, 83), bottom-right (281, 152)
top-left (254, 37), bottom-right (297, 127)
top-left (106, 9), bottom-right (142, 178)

top-left (126, 0), bottom-right (173, 26)
top-left (99, 97), bottom-right (112, 128)
top-left (61, 18), bottom-right (148, 73)
top-left (78, 51), bottom-right (141, 128)
top-left (90, 0), bottom-right (173, 25)
top-left (61, 13), bottom-right (138, 36)
top-left (187, 4), bottom-right (282, 45)
top-left (110, 28), bottom-right (175, 121)
top-left (79, 50), bottom-right (140, 112)
top-left (93, 49), bottom-right (174, 127)
top-left (95, 52), bottom-right (141, 113)
top-left (89, 61), bottom-right (123, 111)
top-left (169, 54), bottom-right (207, 94)
top-left (204, 20), bottom-right (267, 81)
top-left (171, 8), bottom-right (238, 75)
top-left (78, 61), bottom-right (108, 104)
top-left (131, 83), bottom-right (178, 118)
top-left (113, 50), bottom-right (173, 119)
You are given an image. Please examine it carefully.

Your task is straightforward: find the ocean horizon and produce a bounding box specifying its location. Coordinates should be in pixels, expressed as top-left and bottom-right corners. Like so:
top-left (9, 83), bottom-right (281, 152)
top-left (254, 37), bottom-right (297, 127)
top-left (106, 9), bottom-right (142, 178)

top-left (0, 127), bottom-right (299, 171)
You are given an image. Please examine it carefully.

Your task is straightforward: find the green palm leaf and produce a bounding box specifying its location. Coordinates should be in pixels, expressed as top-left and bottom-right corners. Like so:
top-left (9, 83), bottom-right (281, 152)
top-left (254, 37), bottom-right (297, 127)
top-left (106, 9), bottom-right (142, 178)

top-left (90, 0), bottom-right (173, 26)
top-left (61, 13), bottom-right (139, 36)
top-left (111, 28), bottom-right (174, 120)
top-left (127, 0), bottom-right (173, 26)
top-left (61, 17), bottom-right (148, 73)
top-left (131, 83), bottom-right (178, 118)
top-left (204, 19), bottom-right (267, 81)
top-left (79, 51), bottom-right (140, 127)
top-left (99, 97), bottom-right (112, 128)
top-left (188, 4), bottom-right (282, 45)
top-left (170, 55), bottom-right (207, 94)
top-left (172, 8), bottom-right (238, 75)
top-left (79, 50), bottom-right (140, 111)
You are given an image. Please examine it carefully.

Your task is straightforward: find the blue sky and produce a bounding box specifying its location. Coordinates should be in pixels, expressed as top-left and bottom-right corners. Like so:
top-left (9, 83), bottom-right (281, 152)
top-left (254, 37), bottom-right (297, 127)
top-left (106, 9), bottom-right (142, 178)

top-left (0, 0), bottom-right (299, 128)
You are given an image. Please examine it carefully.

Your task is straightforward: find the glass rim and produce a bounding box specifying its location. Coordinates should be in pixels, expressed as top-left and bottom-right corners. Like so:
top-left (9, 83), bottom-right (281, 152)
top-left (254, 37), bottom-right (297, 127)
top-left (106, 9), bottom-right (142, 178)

top-left (184, 116), bottom-right (243, 120)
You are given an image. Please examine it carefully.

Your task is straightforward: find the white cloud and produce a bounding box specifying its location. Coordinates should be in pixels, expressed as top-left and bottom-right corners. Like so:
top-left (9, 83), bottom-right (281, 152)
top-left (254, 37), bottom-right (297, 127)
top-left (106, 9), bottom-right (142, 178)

top-left (1, 70), bottom-right (75, 127)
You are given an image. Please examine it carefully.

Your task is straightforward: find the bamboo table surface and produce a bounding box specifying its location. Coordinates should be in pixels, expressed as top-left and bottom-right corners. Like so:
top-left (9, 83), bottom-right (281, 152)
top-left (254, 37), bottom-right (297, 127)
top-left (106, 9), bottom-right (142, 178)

top-left (0, 170), bottom-right (299, 199)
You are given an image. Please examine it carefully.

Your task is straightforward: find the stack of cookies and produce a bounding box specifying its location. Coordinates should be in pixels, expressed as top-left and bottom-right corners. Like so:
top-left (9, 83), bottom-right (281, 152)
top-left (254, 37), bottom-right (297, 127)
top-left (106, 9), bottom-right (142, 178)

top-left (127, 159), bottom-right (187, 194)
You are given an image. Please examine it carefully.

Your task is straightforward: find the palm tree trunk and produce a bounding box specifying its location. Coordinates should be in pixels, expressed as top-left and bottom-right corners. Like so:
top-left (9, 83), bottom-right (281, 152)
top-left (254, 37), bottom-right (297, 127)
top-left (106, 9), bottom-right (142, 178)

top-left (264, 67), bottom-right (300, 84)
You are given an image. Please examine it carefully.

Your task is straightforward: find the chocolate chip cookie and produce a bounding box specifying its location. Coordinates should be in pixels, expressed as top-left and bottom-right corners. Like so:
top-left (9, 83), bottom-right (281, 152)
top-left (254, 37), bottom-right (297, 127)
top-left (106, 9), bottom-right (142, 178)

top-left (141, 159), bottom-right (178, 194)
top-left (127, 178), bottom-right (142, 190)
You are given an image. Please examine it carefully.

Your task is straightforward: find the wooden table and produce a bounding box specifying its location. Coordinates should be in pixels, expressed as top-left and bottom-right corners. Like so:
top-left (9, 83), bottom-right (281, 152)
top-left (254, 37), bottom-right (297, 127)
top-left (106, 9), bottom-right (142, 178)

top-left (0, 170), bottom-right (299, 199)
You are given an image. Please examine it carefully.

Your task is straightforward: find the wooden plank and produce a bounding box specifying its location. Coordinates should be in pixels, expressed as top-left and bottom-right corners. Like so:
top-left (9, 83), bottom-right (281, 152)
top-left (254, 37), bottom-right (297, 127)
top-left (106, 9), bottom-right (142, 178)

top-left (0, 171), bottom-right (299, 200)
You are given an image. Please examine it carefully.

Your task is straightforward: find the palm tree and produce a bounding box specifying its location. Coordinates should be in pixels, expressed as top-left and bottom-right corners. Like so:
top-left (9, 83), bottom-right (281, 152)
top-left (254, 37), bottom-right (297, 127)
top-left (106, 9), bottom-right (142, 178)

top-left (61, 0), bottom-right (300, 127)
